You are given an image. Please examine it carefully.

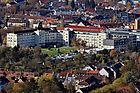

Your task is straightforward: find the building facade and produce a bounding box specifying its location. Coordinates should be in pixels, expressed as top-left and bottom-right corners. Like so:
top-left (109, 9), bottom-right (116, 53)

top-left (75, 31), bottom-right (107, 48)
top-left (105, 28), bottom-right (137, 51)
top-left (7, 29), bottom-right (36, 47)
top-left (7, 28), bottom-right (69, 48)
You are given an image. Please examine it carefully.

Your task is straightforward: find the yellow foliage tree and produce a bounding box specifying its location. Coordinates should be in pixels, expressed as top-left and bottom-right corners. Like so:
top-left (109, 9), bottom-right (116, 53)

top-left (109, 49), bottom-right (117, 57)
top-left (13, 83), bottom-right (25, 93)
top-left (1, 0), bottom-right (10, 4)
top-left (127, 2), bottom-right (132, 9)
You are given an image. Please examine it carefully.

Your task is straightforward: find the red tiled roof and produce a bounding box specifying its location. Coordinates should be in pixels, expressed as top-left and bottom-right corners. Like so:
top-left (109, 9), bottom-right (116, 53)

top-left (57, 27), bottom-right (65, 30)
top-left (59, 70), bottom-right (74, 77)
top-left (59, 70), bottom-right (98, 77)
top-left (86, 70), bottom-right (98, 74)
top-left (68, 25), bottom-right (104, 32)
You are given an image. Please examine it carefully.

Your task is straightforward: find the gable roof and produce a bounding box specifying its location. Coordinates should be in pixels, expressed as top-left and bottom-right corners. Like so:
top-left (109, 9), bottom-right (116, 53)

top-left (100, 67), bottom-right (114, 77)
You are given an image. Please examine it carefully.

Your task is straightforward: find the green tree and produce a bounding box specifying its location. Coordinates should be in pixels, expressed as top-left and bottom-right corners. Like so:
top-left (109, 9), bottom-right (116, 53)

top-left (122, 72), bottom-right (133, 84)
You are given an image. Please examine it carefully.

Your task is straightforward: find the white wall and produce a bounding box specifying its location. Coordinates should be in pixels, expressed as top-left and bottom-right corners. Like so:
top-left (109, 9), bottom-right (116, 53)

top-left (7, 33), bottom-right (17, 47)
top-left (99, 68), bottom-right (109, 77)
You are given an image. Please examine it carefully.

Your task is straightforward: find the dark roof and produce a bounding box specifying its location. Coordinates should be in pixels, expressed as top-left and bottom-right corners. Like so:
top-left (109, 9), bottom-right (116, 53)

top-left (113, 63), bottom-right (123, 69)
top-left (9, 1), bottom-right (17, 5)
top-left (135, 82), bottom-right (140, 90)
top-left (0, 76), bottom-right (9, 85)
top-left (0, 76), bottom-right (9, 90)
top-left (89, 64), bottom-right (96, 70)
top-left (7, 28), bottom-right (52, 34)
top-left (15, 0), bottom-right (25, 3)
top-left (38, 28), bottom-right (51, 31)
top-left (85, 76), bottom-right (98, 85)
top-left (13, 29), bottom-right (37, 34)
top-left (0, 20), bottom-right (3, 24)
top-left (104, 67), bottom-right (114, 78)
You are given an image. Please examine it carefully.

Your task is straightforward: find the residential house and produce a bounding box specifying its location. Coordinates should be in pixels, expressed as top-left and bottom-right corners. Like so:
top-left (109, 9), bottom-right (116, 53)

top-left (58, 69), bottom-right (99, 90)
top-left (111, 62), bottom-right (124, 78)
top-left (99, 62), bottom-right (124, 80)
top-left (99, 67), bottom-right (116, 80)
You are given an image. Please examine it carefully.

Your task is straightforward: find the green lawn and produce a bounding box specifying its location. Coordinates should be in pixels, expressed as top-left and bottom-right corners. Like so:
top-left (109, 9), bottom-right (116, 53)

top-left (41, 47), bottom-right (76, 57)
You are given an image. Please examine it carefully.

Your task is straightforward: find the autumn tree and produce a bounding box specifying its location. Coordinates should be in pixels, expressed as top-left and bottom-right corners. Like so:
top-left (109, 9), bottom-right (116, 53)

top-left (135, 3), bottom-right (140, 8)
top-left (120, 60), bottom-right (133, 74)
top-left (65, 81), bottom-right (75, 93)
top-left (13, 82), bottom-right (25, 93)
top-left (81, 40), bottom-right (87, 50)
top-left (71, 38), bottom-right (87, 50)
top-left (74, 53), bottom-right (83, 62)
top-left (109, 49), bottom-right (117, 58)
top-left (71, 38), bottom-right (80, 49)
top-left (127, 2), bottom-right (132, 9)
top-left (1, 0), bottom-right (10, 4)
top-left (38, 77), bottom-right (60, 93)
top-left (112, 15), bottom-right (118, 22)
top-left (23, 78), bottom-right (40, 93)
top-left (116, 83), bottom-right (136, 93)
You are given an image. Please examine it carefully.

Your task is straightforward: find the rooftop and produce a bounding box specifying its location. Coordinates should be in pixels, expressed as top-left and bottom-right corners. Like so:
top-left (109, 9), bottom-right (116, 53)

top-left (67, 25), bottom-right (104, 33)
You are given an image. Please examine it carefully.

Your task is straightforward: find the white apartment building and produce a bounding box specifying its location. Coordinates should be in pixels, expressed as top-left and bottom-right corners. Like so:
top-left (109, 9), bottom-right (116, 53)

top-left (67, 25), bottom-right (107, 49)
top-left (34, 28), bottom-right (65, 47)
top-left (75, 31), bottom-right (107, 48)
top-left (7, 33), bottom-right (17, 48)
top-left (58, 28), bottom-right (71, 46)
top-left (7, 25), bottom-right (111, 49)
top-left (7, 29), bottom-right (36, 47)
top-left (7, 28), bottom-right (70, 48)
